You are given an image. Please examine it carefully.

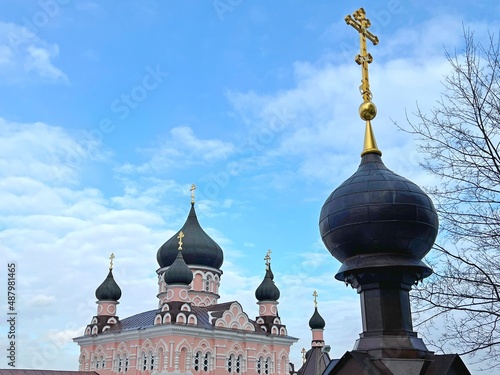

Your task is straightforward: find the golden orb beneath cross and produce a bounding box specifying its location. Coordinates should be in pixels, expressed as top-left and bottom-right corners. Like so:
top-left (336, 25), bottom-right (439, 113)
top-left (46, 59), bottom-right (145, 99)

top-left (359, 101), bottom-right (377, 121)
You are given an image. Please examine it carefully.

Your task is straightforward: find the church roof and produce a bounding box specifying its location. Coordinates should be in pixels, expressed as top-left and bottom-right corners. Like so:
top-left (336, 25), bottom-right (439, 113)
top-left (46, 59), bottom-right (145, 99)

top-left (324, 352), bottom-right (471, 375)
top-left (296, 347), bottom-right (331, 375)
top-left (98, 302), bottom-right (272, 335)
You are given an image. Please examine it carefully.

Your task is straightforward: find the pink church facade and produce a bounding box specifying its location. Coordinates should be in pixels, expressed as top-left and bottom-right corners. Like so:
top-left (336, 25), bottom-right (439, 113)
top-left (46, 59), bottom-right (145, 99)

top-left (73, 198), bottom-right (297, 375)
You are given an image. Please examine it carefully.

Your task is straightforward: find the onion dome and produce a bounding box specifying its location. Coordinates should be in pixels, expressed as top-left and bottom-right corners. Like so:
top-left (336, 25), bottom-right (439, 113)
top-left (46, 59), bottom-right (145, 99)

top-left (255, 266), bottom-right (280, 302)
top-left (95, 269), bottom-right (122, 301)
top-left (309, 307), bottom-right (326, 330)
top-left (157, 203), bottom-right (224, 269)
top-left (319, 152), bottom-right (439, 279)
top-left (164, 247), bottom-right (193, 285)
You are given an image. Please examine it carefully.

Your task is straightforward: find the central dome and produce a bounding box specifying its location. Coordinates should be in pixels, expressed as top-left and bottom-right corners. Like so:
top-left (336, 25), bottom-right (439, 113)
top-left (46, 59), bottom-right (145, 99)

top-left (319, 153), bottom-right (438, 264)
top-left (157, 203), bottom-right (224, 269)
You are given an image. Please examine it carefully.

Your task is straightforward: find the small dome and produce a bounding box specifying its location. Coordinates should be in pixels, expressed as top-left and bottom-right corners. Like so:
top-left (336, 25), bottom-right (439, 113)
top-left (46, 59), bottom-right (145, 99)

top-left (157, 204), bottom-right (224, 269)
top-left (309, 307), bottom-right (325, 330)
top-left (164, 249), bottom-right (193, 285)
top-left (95, 270), bottom-right (122, 301)
top-left (255, 266), bottom-right (280, 302)
top-left (319, 153), bottom-right (438, 264)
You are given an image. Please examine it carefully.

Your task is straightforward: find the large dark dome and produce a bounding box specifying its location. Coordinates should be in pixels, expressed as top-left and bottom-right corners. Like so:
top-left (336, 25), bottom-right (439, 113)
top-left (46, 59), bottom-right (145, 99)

top-left (319, 153), bottom-right (438, 264)
top-left (157, 203), bottom-right (224, 269)
top-left (95, 270), bottom-right (122, 301)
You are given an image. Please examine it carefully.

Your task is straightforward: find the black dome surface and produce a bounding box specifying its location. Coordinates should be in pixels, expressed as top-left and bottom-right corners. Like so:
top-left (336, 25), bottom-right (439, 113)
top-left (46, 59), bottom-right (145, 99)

top-left (309, 307), bottom-right (326, 329)
top-left (319, 153), bottom-right (438, 263)
top-left (164, 250), bottom-right (193, 285)
top-left (157, 204), bottom-right (224, 269)
top-left (255, 266), bottom-right (280, 302)
top-left (95, 270), bottom-right (122, 301)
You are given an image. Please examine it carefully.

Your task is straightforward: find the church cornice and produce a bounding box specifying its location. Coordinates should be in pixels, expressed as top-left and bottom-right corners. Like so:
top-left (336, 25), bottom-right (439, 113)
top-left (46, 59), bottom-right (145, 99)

top-left (74, 321), bottom-right (298, 346)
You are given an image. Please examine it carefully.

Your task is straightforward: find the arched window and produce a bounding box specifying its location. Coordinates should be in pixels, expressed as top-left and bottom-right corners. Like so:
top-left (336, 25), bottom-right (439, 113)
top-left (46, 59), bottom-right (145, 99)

top-left (236, 355), bottom-right (242, 373)
top-left (124, 356), bottom-right (129, 372)
top-left (203, 352), bottom-right (210, 371)
top-left (118, 355), bottom-right (123, 372)
top-left (264, 357), bottom-right (270, 375)
top-left (205, 276), bottom-right (211, 292)
top-left (193, 351), bottom-right (201, 372)
top-left (227, 354), bottom-right (234, 373)
top-left (257, 357), bottom-right (263, 375)
top-left (149, 351), bottom-right (155, 371)
top-left (101, 356), bottom-right (105, 370)
top-left (142, 352), bottom-right (148, 371)
top-left (93, 356), bottom-right (99, 370)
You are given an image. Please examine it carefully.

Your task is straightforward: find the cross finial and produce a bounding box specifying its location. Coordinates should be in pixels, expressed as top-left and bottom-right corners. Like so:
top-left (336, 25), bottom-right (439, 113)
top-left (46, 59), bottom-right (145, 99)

top-left (109, 253), bottom-right (115, 270)
top-left (301, 348), bottom-right (307, 363)
top-left (345, 7), bottom-right (382, 156)
top-left (313, 290), bottom-right (318, 308)
top-left (190, 184), bottom-right (196, 204)
top-left (264, 249), bottom-right (272, 270)
top-left (177, 231), bottom-right (185, 251)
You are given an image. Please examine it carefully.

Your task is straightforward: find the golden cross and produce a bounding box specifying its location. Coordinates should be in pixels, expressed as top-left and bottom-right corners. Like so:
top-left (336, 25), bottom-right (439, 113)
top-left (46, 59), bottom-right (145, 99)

top-left (264, 249), bottom-right (272, 269)
top-left (345, 8), bottom-right (379, 104)
top-left (301, 348), bottom-right (306, 363)
top-left (190, 184), bottom-right (196, 204)
top-left (313, 290), bottom-right (318, 308)
top-left (177, 231), bottom-right (185, 251)
top-left (109, 253), bottom-right (115, 270)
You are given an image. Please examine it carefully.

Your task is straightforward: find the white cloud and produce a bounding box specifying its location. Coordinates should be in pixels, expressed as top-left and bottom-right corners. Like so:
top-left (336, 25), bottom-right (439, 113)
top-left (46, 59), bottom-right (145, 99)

top-left (0, 22), bottom-right (68, 83)
top-left (119, 126), bottom-right (236, 174)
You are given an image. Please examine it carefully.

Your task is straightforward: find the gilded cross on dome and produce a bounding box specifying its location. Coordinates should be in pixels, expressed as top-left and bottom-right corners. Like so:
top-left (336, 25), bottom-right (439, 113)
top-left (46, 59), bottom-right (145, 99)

top-left (190, 184), bottom-right (196, 204)
top-left (264, 249), bottom-right (272, 270)
top-left (345, 7), bottom-right (382, 156)
top-left (109, 253), bottom-right (115, 270)
top-left (301, 348), bottom-right (306, 363)
top-left (177, 231), bottom-right (185, 251)
top-left (313, 290), bottom-right (318, 308)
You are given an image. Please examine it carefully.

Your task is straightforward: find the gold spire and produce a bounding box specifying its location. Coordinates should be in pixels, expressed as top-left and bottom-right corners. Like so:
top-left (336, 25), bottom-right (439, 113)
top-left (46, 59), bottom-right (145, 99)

top-left (109, 253), bottom-right (115, 270)
top-left (190, 184), bottom-right (196, 204)
top-left (313, 290), bottom-right (318, 308)
top-left (177, 231), bottom-right (185, 251)
top-left (345, 7), bottom-right (382, 156)
top-left (264, 249), bottom-right (272, 270)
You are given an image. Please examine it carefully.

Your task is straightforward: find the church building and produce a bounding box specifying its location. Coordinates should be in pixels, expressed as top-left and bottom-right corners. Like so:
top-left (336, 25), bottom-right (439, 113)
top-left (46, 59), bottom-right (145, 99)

top-left (73, 187), bottom-right (298, 375)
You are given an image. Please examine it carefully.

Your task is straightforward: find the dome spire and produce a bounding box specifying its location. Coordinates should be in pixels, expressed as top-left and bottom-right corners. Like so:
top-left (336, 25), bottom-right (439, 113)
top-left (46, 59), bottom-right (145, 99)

top-left (345, 7), bottom-right (382, 157)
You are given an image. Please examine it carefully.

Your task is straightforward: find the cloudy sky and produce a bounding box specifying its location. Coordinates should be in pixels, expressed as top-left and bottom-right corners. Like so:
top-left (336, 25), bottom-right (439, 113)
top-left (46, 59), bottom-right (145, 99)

top-left (0, 1), bottom-right (499, 373)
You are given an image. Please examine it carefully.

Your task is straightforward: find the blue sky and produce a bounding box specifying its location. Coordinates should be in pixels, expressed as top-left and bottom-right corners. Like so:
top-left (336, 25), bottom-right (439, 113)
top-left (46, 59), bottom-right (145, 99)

top-left (0, 0), bottom-right (499, 373)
